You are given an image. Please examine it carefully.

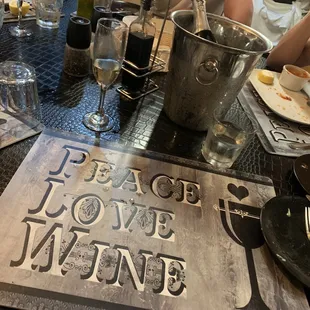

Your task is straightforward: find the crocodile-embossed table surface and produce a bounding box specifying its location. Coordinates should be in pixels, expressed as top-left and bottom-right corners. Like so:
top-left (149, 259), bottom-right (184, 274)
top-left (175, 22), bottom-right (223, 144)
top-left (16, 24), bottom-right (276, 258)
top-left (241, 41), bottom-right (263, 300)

top-left (0, 0), bottom-right (306, 198)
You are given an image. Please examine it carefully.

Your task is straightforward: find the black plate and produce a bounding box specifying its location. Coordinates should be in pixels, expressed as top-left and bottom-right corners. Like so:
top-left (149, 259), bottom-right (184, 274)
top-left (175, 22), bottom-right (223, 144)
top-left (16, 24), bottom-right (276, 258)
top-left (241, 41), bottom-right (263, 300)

top-left (261, 196), bottom-right (310, 287)
top-left (294, 154), bottom-right (310, 194)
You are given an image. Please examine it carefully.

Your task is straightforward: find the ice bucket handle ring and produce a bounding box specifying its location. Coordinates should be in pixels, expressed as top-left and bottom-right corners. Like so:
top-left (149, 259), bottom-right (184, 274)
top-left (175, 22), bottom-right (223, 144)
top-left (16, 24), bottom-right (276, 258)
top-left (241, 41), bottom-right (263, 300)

top-left (195, 58), bottom-right (219, 86)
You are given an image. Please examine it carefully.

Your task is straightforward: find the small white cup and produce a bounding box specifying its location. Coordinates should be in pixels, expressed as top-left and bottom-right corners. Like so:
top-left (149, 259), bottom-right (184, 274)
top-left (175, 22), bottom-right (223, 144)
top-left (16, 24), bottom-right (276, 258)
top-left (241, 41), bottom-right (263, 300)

top-left (279, 64), bottom-right (310, 91)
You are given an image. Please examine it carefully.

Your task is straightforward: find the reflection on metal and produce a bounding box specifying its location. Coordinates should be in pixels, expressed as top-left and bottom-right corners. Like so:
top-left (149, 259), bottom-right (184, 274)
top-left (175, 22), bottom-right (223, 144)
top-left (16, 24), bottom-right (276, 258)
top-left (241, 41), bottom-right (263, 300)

top-left (299, 125), bottom-right (310, 136)
top-left (122, 55), bottom-right (166, 78)
top-left (117, 81), bottom-right (159, 100)
top-left (270, 130), bottom-right (306, 144)
top-left (289, 142), bottom-right (310, 150)
top-left (270, 119), bottom-right (293, 131)
top-left (195, 58), bottom-right (219, 86)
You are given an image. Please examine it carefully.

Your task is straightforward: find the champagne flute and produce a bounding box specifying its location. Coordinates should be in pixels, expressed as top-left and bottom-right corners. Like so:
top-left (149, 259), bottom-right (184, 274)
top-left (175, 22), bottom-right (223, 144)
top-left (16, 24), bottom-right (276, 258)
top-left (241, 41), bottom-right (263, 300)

top-left (9, 0), bottom-right (33, 37)
top-left (83, 18), bottom-right (128, 132)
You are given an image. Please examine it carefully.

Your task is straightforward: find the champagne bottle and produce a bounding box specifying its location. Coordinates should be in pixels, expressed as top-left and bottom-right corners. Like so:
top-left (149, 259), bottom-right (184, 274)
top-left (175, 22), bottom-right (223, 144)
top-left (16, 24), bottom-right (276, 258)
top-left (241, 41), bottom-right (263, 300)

top-left (192, 0), bottom-right (217, 42)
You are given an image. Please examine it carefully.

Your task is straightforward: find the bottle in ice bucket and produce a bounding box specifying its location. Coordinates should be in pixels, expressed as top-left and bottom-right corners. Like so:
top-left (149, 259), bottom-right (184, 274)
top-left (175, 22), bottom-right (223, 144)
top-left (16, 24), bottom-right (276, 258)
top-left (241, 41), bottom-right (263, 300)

top-left (121, 0), bottom-right (155, 92)
top-left (77, 0), bottom-right (94, 19)
top-left (192, 0), bottom-right (216, 42)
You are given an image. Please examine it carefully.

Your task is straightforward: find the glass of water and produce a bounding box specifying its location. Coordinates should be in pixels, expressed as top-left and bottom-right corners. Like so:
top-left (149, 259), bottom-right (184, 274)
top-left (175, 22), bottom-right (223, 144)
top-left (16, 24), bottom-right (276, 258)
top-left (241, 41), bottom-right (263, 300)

top-left (0, 61), bottom-right (42, 123)
top-left (202, 107), bottom-right (256, 169)
top-left (83, 18), bottom-right (128, 132)
top-left (36, 0), bottom-right (63, 29)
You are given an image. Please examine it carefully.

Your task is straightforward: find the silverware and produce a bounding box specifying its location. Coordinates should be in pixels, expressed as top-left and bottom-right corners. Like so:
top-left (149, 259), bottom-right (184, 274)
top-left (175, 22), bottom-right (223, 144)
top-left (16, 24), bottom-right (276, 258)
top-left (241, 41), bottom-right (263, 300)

top-left (288, 142), bottom-right (310, 150)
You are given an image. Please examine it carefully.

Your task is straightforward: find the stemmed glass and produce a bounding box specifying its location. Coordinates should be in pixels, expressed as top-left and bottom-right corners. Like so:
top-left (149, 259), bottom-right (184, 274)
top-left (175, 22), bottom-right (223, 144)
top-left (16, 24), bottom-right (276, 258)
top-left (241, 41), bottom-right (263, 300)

top-left (83, 18), bottom-right (128, 132)
top-left (9, 0), bottom-right (33, 37)
top-left (219, 199), bottom-right (269, 309)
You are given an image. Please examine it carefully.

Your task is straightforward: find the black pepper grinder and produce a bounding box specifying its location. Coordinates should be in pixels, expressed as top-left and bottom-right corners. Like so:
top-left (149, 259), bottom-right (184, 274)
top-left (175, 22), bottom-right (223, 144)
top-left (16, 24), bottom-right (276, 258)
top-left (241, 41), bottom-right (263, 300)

top-left (63, 16), bottom-right (92, 77)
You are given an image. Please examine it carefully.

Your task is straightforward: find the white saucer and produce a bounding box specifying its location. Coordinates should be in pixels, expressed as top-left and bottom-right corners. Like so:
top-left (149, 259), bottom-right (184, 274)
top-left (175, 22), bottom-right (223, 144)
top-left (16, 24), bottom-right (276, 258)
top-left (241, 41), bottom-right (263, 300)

top-left (250, 69), bottom-right (310, 125)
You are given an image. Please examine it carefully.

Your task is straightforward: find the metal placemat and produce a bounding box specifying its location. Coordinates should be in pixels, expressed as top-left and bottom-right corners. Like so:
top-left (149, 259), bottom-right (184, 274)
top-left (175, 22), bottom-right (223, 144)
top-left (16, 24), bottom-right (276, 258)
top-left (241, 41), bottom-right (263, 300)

top-left (239, 82), bottom-right (310, 157)
top-left (0, 128), bottom-right (308, 309)
top-left (0, 108), bottom-right (44, 150)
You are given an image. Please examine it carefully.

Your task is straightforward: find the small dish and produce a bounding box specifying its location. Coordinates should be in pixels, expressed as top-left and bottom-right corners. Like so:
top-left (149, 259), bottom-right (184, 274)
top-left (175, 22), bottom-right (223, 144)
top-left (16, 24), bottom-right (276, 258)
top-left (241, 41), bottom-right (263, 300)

top-left (279, 64), bottom-right (310, 91)
top-left (249, 69), bottom-right (310, 125)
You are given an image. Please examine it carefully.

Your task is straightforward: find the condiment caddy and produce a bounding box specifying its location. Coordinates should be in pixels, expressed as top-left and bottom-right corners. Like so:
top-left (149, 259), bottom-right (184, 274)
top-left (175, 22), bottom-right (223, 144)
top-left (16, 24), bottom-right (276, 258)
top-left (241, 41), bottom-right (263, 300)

top-left (117, 0), bottom-right (171, 100)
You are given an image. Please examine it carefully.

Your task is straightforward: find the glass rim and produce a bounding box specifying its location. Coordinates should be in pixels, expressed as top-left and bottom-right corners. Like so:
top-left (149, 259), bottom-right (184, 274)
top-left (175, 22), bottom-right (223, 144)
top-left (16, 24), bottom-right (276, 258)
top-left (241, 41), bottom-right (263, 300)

top-left (97, 17), bottom-right (128, 30)
top-left (0, 61), bottom-right (36, 83)
top-left (70, 16), bottom-right (91, 26)
top-left (213, 106), bottom-right (258, 135)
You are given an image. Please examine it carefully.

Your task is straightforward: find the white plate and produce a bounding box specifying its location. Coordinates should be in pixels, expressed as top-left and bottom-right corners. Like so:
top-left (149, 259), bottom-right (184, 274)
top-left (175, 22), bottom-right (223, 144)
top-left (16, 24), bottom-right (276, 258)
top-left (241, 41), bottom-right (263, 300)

top-left (249, 69), bottom-right (310, 125)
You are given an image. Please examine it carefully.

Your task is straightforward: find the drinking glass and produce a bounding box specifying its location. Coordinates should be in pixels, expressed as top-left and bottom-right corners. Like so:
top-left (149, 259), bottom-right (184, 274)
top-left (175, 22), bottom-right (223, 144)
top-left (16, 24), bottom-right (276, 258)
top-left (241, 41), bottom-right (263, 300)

top-left (36, 0), bottom-right (63, 29)
top-left (0, 61), bottom-right (41, 121)
top-left (9, 0), bottom-right (33, 37)
top-left (83, 18), bottom-right (128, 132)
top-left (202, 107), bottom-right (256, 169)
top-left (0, 61), bottom-right (43, 149)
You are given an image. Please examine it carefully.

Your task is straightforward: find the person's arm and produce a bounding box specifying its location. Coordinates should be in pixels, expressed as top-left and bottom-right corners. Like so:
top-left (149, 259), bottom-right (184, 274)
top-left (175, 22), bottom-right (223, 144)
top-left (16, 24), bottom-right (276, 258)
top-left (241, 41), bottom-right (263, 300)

top-left (224, 0), bottom-right (253, 26)
top-left (267, 12), bottom-right (310, 70)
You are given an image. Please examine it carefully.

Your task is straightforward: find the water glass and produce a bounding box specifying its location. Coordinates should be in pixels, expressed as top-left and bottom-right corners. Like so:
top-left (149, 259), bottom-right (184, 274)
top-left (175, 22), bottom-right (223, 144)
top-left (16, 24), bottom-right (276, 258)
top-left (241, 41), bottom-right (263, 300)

top-left (202, 107), bottom-right (256, 169)
top-left (36, 0), bottom-right (63, 29)
top-left (0, 61), bottom-right (42, 124)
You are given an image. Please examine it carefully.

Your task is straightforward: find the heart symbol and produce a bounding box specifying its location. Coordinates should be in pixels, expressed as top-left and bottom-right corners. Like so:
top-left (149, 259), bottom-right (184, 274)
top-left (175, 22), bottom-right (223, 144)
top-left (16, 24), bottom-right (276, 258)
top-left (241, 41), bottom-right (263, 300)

top-left (227, 184), bottom-right (249, 201)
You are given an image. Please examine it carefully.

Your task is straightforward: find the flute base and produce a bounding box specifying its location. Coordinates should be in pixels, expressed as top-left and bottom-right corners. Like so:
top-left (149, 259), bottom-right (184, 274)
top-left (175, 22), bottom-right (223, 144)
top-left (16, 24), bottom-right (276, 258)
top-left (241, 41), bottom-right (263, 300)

top-left (83, 112), bottom-right (113, 132)
top-left (9, 26), bottom-right (33, 38)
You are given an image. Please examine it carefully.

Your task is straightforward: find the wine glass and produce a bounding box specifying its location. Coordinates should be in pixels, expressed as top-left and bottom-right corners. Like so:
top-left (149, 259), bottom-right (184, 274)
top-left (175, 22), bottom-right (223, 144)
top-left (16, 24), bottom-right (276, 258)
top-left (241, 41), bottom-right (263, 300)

top-left (219, 199), bottom-right (269, 309)
top-left (83, 18), bottom-right (128, 132)
top-left (9, 0), bottom-right (33, 37)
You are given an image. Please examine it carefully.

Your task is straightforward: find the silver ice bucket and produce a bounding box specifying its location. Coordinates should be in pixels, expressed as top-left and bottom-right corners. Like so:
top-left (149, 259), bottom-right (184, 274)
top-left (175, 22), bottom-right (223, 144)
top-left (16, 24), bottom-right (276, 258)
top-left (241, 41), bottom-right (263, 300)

top-left (164, 11), bottom-right (272, 131)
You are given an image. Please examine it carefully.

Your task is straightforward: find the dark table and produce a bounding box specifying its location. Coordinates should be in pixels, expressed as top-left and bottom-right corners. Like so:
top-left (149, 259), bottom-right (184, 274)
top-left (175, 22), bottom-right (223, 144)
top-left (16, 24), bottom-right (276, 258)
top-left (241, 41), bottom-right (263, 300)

top-left (0, 0), bottom-right (309, 308)
top-left (0, 0), bottom-right (305, 198)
